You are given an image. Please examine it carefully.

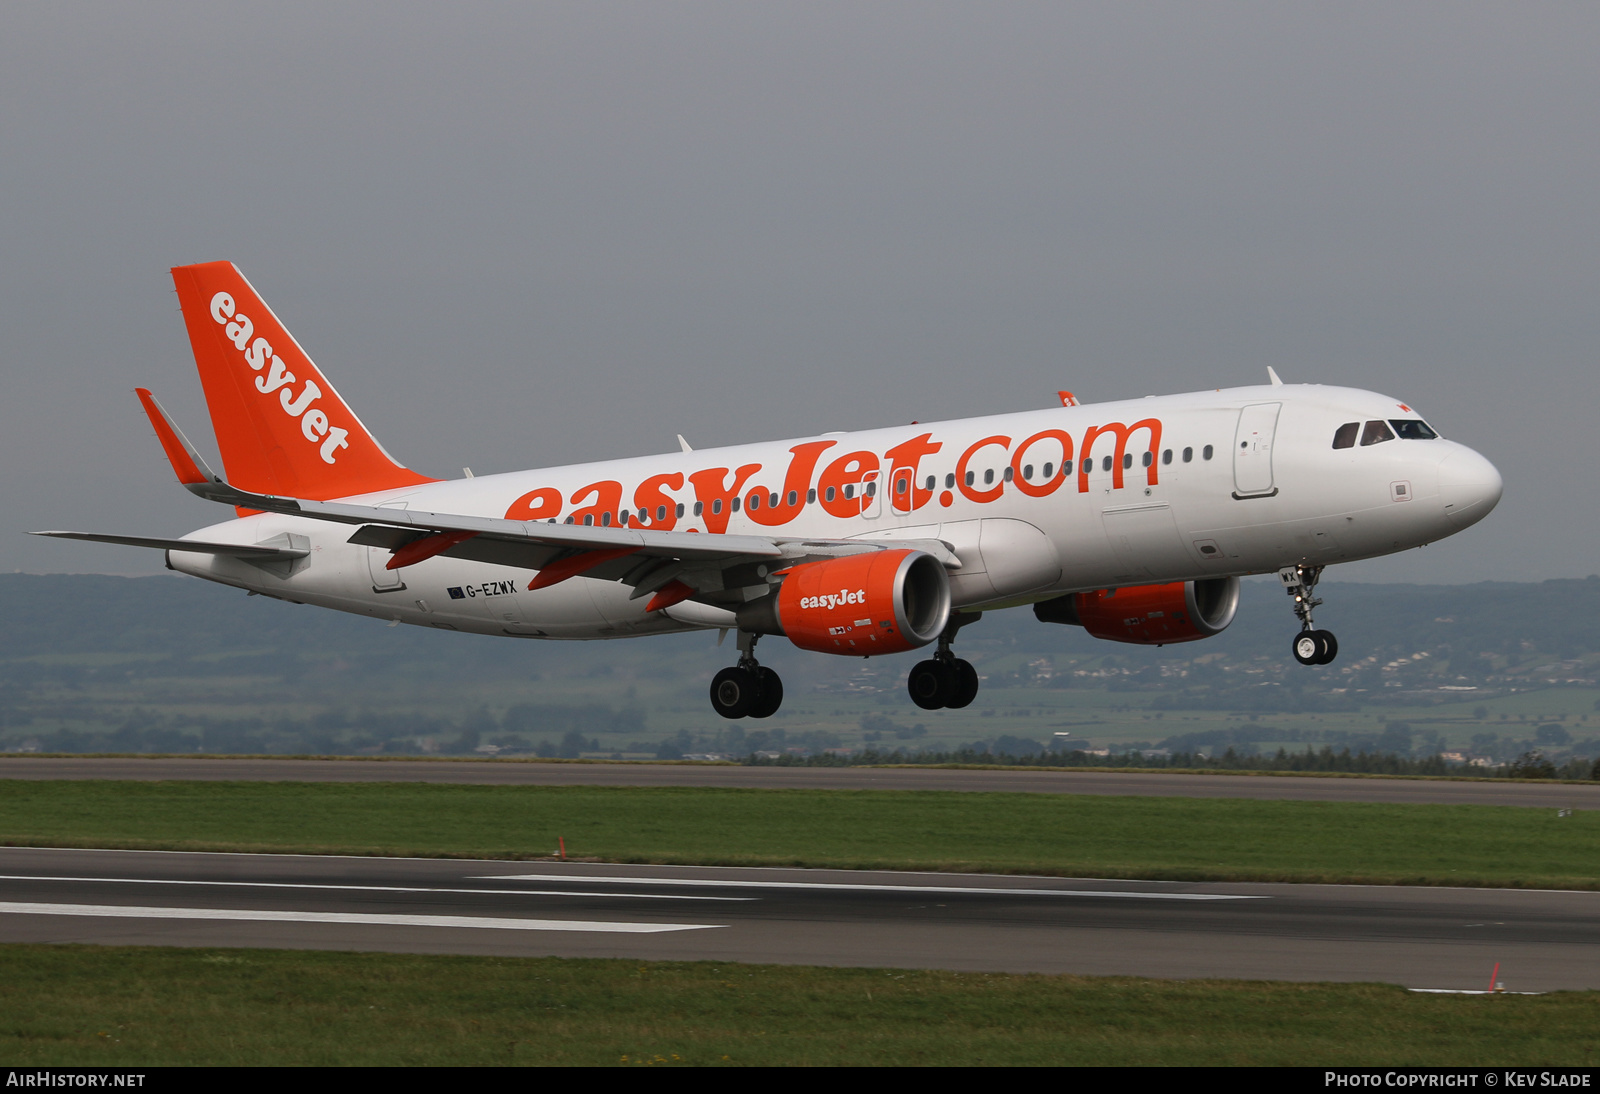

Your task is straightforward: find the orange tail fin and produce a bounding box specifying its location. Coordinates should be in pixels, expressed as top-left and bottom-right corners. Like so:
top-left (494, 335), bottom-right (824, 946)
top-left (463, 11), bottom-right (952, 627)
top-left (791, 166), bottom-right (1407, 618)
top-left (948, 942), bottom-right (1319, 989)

top-left (170, 261), bottom-right (436, 500)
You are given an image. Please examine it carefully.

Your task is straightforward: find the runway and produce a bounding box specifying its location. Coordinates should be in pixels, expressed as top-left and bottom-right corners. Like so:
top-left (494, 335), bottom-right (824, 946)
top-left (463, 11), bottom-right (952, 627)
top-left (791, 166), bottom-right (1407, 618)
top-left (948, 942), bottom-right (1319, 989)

top-left (1, 847), bottom-right (1595, 992)
top-left (2, 756), bottom-right (1594, 807)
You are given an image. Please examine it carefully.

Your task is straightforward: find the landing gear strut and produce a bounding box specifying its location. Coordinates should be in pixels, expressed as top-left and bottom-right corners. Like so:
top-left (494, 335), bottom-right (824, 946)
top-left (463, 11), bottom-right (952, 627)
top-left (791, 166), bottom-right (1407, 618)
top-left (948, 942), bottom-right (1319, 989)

top-left (907, 612), bottom-right (982, 710)
top-left (710, 630), bottom-right (784, 720)
top-left (1279, 564), bottom-right (1338, 666)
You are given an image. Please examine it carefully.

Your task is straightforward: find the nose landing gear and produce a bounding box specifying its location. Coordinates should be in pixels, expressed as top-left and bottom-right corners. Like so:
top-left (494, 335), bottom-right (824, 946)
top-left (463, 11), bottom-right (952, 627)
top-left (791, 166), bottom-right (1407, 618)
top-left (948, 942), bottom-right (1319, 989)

top-left (710, 631), bottom-right (784, 719)
top-left (1279, 564), bottom-right (1338, 666)
top-left (907, 612), bottom-right (982, 710)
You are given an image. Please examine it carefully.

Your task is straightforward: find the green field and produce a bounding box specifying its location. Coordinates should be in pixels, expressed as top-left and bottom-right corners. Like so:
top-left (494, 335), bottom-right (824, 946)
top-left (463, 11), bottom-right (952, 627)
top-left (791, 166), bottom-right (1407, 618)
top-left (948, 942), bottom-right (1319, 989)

top-left (6, 574), bottom-right (1599, 765)
top-left (3, 780), bottom-right (1597, 888)
top-left (1, 945), bottom-right (1593, 1066)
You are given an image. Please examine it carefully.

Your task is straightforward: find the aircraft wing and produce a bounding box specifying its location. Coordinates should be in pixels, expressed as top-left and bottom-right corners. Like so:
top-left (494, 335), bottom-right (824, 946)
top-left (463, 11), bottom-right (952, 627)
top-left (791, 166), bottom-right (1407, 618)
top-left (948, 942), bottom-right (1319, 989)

top-left (102, 389), bottom-right (960, 609)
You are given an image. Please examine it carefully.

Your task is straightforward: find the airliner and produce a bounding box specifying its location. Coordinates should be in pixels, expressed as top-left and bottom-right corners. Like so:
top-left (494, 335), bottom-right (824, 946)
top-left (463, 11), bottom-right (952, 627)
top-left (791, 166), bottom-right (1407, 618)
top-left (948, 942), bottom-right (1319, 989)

top-left (38, 262), bottom-right (1504, 719)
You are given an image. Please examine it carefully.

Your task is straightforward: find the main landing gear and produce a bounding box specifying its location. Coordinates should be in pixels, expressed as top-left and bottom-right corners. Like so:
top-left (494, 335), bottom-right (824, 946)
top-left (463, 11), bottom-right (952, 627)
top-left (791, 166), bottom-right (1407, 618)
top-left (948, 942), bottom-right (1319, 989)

top-left (710, 631), bottom-right (784, 720)
top-left (1279, 563), bottom-right (1338, 666)
top-left (907, 612), bottom-right (982, 710)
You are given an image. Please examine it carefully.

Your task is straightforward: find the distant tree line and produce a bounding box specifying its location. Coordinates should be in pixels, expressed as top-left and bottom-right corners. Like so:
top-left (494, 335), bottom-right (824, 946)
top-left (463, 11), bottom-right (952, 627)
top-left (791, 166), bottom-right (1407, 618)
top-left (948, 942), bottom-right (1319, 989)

top-left (8, 702), bottom-right (647, 758)
top-left (744, 744), bottom-right (1600, 780)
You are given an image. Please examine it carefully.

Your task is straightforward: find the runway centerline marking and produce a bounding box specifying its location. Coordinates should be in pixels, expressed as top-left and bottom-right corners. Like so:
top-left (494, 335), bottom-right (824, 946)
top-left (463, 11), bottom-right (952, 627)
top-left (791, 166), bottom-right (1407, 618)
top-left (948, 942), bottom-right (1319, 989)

top-left (0, 874), bottom-right (751, 902)
top-left (0, 902), bottom-right (722, 933)
top-left (479, 874), bottom-right (1264, 900)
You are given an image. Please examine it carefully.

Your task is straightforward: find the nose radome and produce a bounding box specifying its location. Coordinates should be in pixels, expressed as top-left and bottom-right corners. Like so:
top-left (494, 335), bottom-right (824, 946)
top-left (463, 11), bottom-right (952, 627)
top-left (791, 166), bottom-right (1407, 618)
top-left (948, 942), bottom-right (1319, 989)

top-left (1437, 447), bottom-right (1503, 529)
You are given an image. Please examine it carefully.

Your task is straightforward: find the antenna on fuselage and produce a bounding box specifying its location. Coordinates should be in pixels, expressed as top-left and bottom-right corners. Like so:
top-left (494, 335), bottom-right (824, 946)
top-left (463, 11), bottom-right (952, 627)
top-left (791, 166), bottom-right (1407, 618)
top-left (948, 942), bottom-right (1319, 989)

top-left (1267, 367), bottom-right (1284, 386)
top-left (678, 434), bottom-right (694, 452)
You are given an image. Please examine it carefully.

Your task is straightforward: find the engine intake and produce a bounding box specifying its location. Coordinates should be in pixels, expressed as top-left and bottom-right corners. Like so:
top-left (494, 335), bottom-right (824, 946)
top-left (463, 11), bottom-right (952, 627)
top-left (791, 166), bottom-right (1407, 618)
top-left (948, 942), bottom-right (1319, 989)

top-left (1033, 576), bottom-right (1240, 645)
top-left (738, 549), bottom-right (951, 655)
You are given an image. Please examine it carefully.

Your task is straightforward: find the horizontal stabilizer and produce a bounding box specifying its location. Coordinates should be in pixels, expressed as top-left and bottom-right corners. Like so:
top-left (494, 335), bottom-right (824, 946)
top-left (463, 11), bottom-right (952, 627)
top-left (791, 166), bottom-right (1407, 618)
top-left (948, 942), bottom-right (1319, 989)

top-left (30, 531), bottom-right (310, 561)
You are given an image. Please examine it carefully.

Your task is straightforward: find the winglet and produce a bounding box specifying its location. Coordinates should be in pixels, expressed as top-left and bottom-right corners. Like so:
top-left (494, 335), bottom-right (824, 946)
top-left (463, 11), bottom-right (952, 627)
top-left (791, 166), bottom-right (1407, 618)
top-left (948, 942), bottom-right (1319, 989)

top-left (135, 388), bottom-right (221, 489)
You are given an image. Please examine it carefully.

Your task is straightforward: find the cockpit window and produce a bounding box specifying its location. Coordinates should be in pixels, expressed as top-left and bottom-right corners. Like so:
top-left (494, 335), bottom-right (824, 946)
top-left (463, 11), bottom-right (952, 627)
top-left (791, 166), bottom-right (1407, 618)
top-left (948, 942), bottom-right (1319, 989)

top-left (1389, 419), bottom-right (1438, 440)
top-left (1332, 422), bottom-right (1358, 449)
top-left (1360, 420), bottom-right (1395, 446)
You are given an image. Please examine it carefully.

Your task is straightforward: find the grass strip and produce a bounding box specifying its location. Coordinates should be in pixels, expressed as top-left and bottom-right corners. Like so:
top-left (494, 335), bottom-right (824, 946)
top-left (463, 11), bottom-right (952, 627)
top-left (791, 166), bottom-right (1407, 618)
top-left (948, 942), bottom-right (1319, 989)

top-left (1, 945), bottom-right (1595, 1066)
top-left (1, 780), bottom-right (1597, 888)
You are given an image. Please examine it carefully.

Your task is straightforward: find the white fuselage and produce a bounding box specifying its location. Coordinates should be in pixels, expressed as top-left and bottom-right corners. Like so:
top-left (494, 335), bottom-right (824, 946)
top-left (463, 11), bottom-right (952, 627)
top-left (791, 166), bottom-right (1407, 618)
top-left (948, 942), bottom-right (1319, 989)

top-left (167, 383), bottom-right (1502, 643)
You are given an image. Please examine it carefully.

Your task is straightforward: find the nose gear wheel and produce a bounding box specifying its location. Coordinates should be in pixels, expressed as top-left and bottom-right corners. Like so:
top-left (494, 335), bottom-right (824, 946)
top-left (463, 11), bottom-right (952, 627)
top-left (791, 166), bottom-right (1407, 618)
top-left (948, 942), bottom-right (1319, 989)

top-left (1280, 564), bottom-right (1338, 666)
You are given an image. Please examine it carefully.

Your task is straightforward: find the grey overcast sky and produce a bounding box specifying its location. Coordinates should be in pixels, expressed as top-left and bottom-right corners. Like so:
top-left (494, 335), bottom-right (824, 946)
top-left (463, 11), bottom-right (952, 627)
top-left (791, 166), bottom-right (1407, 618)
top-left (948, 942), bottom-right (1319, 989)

top-left (2, 3), bottom-right (1595, 583)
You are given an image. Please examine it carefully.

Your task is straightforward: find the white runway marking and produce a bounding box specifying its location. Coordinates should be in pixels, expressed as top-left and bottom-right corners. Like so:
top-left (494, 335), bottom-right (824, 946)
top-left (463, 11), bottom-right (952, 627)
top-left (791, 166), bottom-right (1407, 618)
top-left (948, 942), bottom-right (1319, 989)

top-left (0, 874), bottom-right (751, 902)
top-left (0, 901), bottom-right (722, 933)
top-left (481, 874), bottom-right (1264, 900)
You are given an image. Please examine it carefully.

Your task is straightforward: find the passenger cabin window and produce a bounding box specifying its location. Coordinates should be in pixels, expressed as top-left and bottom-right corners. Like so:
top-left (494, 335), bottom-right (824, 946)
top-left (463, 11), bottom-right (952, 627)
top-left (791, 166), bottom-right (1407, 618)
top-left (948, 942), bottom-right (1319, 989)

top-left (1162, 449), bottom-right (1172, 465)
top-left (1390, 419), bottom-right (1439, 440)
top-left (1332, 422), bottom-right (1359, 449)
top-left (1183, 447), bottom-right (1193, 463)
top-left (1202, 445), bottom-right (1213, 460)
top-left (1360, 420), bottom-right (1395, 446)
top-left (1101, 455), bottom-right (1113, 471)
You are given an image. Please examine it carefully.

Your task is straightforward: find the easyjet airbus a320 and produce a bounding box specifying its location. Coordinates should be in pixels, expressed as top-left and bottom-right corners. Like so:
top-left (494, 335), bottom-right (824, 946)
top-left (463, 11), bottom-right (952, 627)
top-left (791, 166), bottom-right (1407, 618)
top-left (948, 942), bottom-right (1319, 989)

top-left (39, 263), bottom-right (1504, 718)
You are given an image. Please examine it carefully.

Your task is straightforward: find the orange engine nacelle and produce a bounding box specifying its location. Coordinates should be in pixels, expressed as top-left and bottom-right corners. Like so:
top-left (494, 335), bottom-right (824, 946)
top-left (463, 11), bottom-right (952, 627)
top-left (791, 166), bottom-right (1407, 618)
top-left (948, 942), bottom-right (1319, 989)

top-left (736, 549), bottom-right (951, 656)
top-left (1034, 576), bottom-right (1240, 645)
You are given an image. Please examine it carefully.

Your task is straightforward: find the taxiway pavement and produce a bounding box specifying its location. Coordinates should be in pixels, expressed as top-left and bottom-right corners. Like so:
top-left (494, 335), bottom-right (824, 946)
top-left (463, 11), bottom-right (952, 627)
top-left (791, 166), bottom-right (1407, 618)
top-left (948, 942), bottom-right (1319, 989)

top-left (1, 757), bottom-right (1593, 807)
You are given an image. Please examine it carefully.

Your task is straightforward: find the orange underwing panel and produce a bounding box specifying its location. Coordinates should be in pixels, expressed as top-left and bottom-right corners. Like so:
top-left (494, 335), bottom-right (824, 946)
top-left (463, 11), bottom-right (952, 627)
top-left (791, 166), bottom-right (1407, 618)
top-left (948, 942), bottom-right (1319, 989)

top-left (385, 530), bottom-right (479, 570)
top-left (644, 579), bottom-right (696, 613)
top-left (527, 547), bottom-right (638, 591)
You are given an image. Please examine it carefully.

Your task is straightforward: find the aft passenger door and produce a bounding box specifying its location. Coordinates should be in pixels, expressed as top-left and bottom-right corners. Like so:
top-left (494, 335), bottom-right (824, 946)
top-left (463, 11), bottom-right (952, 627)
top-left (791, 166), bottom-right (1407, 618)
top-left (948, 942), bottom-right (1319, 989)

top-left (366, 501), bottom-right (410, 592)
top-left (1233, 403), bottom-right (1281, 498)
